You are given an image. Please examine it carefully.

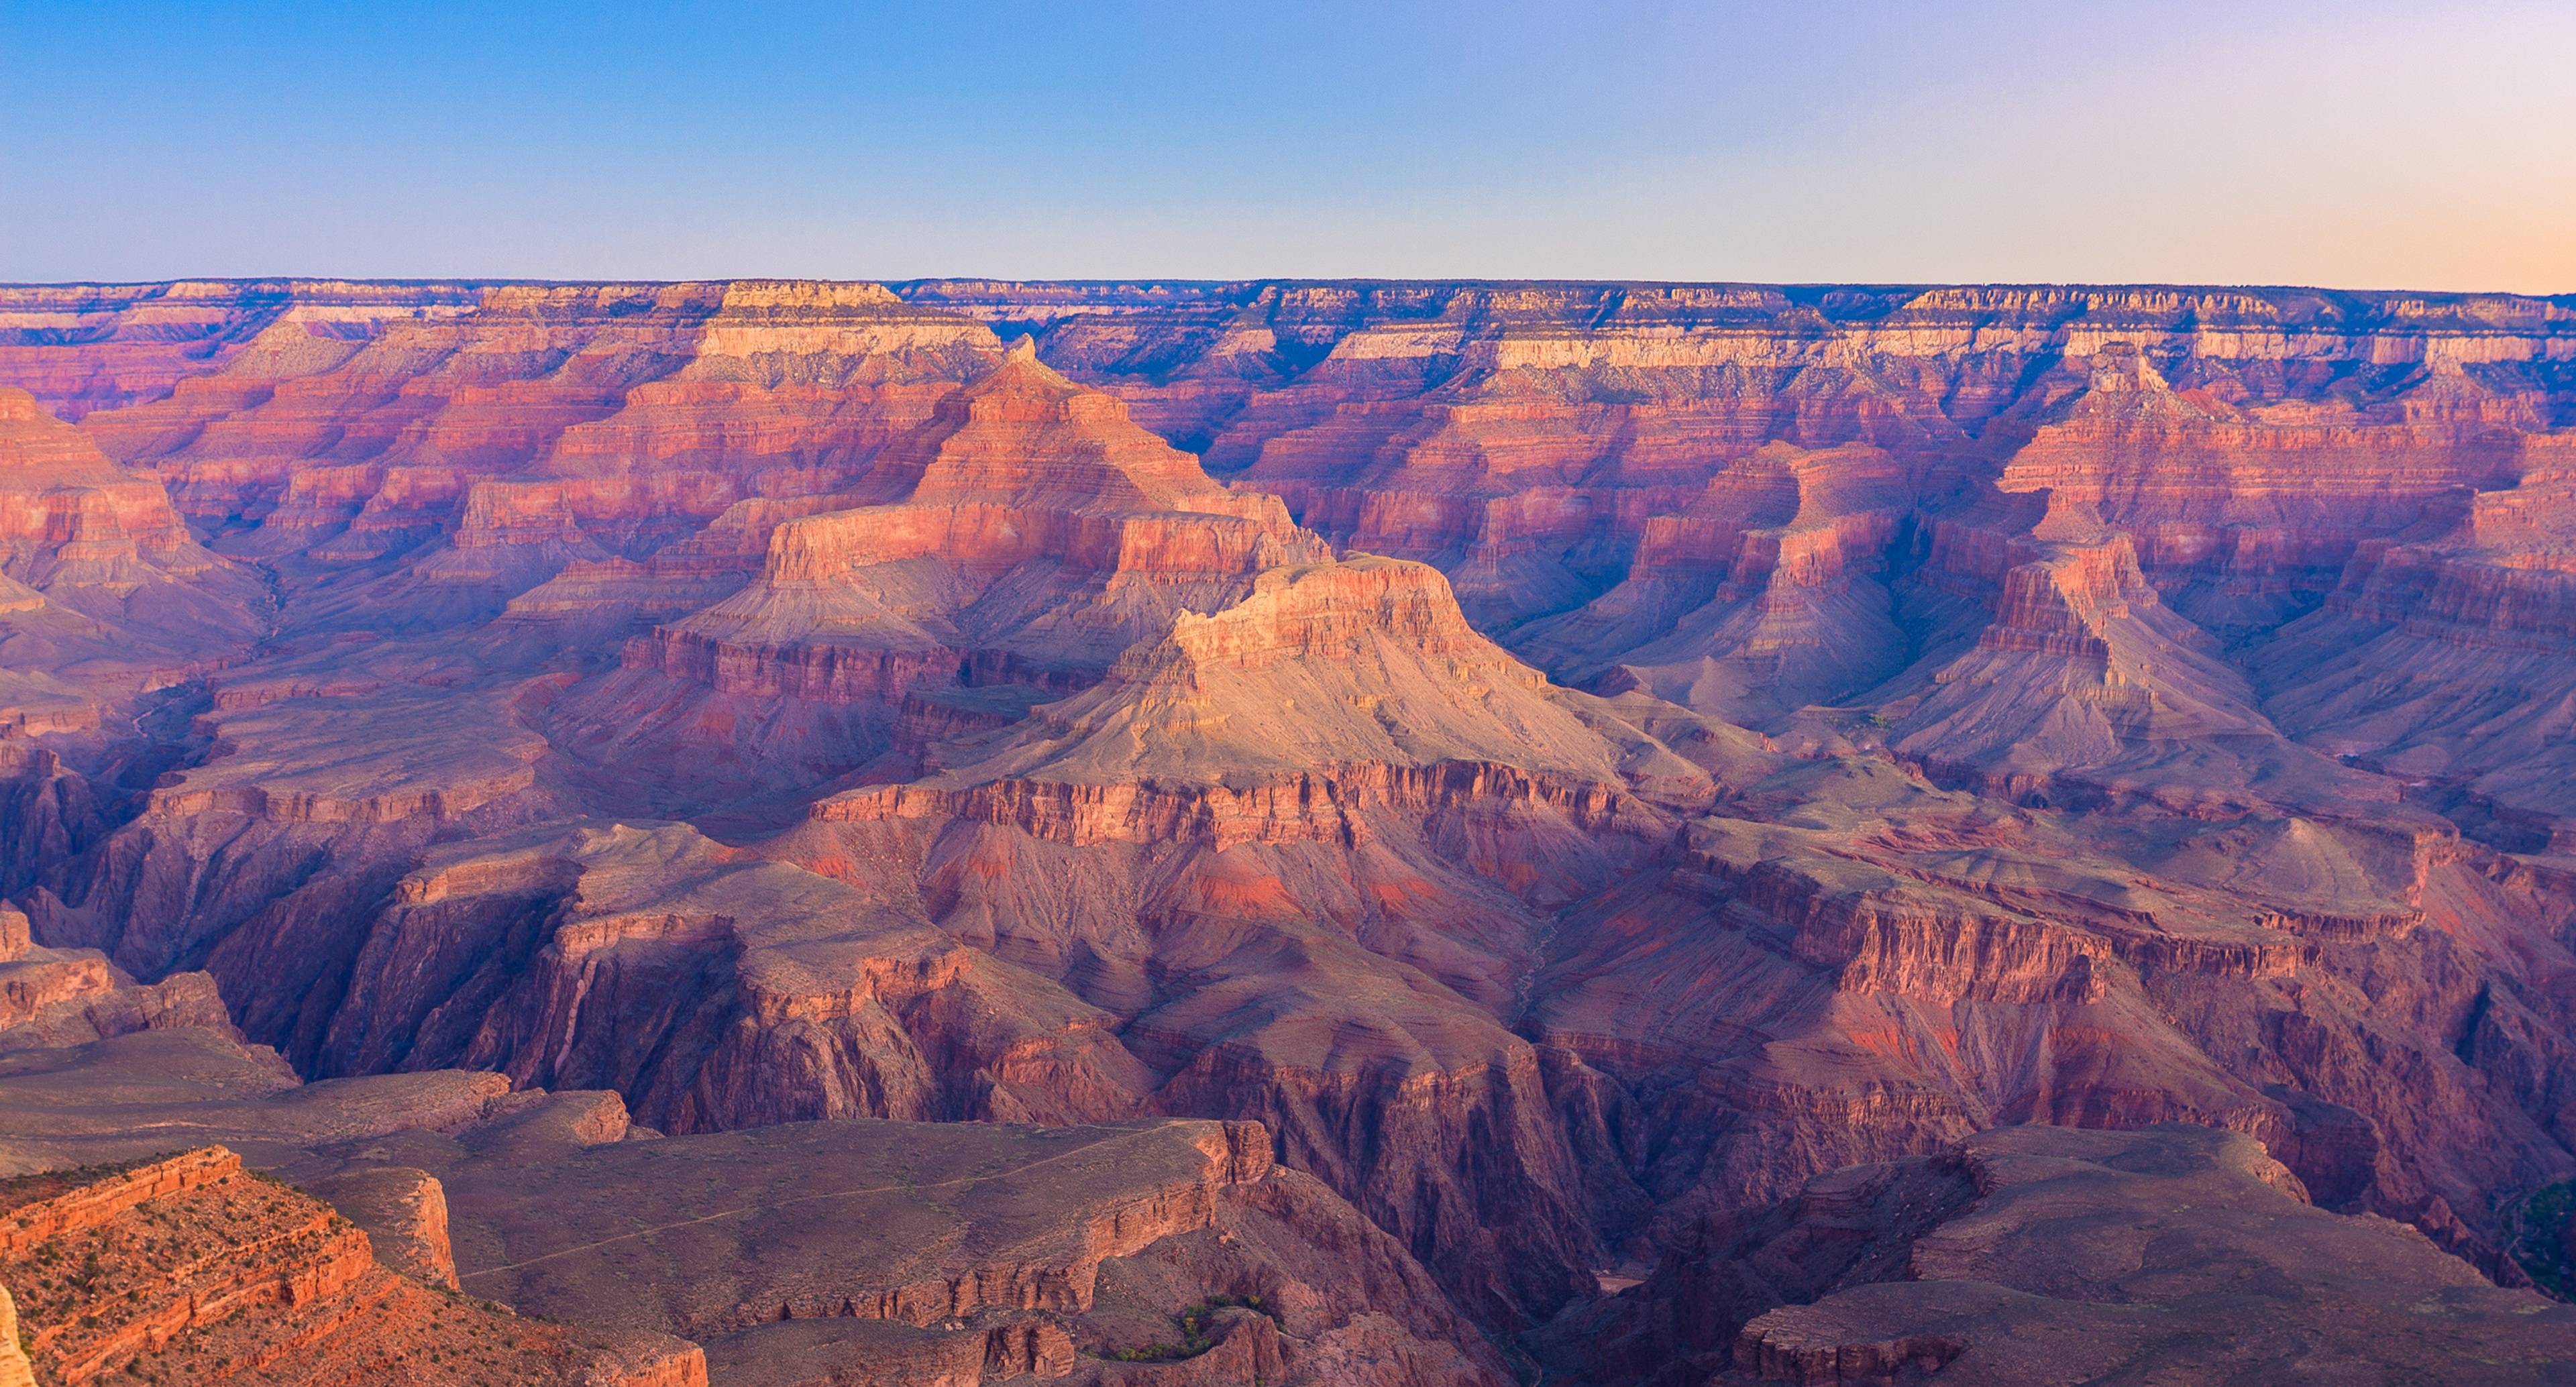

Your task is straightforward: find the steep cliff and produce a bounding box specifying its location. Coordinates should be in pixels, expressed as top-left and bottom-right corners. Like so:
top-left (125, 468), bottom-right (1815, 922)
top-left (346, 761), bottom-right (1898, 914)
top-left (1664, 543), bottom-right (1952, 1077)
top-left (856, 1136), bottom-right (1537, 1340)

top-left (552, 338), bottom-right (1326, 811)
top-left (1531, 1125), bottom-right (2576, 1386)
top-left (1515, 442), bottom-right (1921, 725)
top-left (2253, 433), bottom-right (2576, 844)
top-left (0, 389), bottom-right (267, 732)
top-left (0, 280), bottom-right (482, 421)
top-left (0, 1146), bottom-right (705, 1386)
top-left (4, 278), bottom-right (2576, 1382)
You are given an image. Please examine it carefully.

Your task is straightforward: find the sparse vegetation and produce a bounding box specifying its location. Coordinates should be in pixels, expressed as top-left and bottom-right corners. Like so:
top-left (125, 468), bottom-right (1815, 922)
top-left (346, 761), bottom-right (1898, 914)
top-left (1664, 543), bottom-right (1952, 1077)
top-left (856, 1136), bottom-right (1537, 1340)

top-left (2510, 1179), bottom-right (2576, 1299)
top-left (1097, 1292), bottom-right (1279, 1362)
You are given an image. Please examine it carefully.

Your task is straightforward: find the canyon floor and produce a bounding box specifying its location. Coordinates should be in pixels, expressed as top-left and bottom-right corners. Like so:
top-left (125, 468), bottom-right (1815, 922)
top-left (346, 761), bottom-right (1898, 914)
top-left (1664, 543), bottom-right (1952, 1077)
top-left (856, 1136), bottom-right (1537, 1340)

top-left (5, 277), bottom-right (2576, 1383)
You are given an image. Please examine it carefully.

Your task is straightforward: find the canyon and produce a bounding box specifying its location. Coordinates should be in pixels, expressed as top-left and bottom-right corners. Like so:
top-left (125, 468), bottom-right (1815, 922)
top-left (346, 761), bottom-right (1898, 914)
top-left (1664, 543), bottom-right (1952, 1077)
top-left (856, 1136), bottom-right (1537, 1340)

top-left (2, 276), bottom-right (2575, 1382)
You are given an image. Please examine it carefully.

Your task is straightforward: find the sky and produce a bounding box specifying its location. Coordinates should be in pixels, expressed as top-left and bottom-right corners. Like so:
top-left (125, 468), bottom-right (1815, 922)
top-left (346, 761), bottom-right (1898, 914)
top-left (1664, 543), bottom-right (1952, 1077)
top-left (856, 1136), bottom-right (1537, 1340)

top-left (3, 1), bottom-right (2573, 291)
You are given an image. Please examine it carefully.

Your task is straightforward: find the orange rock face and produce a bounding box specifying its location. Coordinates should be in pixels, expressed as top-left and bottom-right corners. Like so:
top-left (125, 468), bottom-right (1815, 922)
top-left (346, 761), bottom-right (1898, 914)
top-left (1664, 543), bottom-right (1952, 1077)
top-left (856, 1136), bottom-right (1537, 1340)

top-left (7, 278), bottom-right (2576, 1381)
top-left (0, 1147), bottom-right (706, 1386)
top-left (550, 337), bottom-right (1328, 807)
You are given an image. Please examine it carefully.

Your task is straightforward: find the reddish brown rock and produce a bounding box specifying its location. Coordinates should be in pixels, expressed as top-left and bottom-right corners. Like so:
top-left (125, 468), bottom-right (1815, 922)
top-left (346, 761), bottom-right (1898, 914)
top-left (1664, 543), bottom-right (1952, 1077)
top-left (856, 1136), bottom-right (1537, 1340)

top-left (0, 1146), bottom-right (705, 1386)
top-left (1559, 1125), bottom-right (2576, 1386)
top-left (1517, 442), bottom-right (1921, 724)
top-left (6, 278), bottom-right (2576, 1384)
top-left (301, 1164), bottom-right (460, 1288)
top-left (328, 1113), bottom-right (1505, 1387)
top-left (556, 339), bottom-right (1326, 808)
top-left (0, 280), bottom-right (479, 421)
top-left (0, 389), bottom-right (266, 731)
top-left (0, 1282), bottom-right (31, 1387)
top-left (1996, 345), bottom-right (2528, 628)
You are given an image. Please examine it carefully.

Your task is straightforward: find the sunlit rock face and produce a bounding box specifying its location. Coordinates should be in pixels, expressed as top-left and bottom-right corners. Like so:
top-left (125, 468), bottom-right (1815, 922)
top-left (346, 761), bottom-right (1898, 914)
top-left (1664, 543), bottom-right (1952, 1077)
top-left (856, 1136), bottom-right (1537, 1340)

top-left (7, 278), bottom-right (2576, 1381)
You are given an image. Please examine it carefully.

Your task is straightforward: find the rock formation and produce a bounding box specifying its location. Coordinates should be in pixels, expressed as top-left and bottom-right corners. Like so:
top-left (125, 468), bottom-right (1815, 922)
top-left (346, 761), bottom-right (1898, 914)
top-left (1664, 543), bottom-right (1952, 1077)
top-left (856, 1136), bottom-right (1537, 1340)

top-left (3, 277), bottom-right (2576, 1382)
top-left (0, 1146), bottom-right (705, 1385)
top-left (1532, 1124), bottom-right (2576, 1386)
top-left (345, 1111), bottom-right (1507, 1387)
top-left (0, 388), bottom-right (266, 730)
top-left (555, 335), bottom-right (1324, 808)
top-left (0, 1282), bottom-right (32, 1387)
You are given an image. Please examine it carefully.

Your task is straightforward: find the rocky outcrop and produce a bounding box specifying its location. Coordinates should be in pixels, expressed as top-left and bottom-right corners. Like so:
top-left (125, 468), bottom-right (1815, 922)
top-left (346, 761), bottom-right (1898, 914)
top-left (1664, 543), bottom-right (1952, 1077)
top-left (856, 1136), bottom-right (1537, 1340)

top-left (816, 555), bottom-right (1668, 848)
top-left (2252, 435), bottom-right (2576, 840)
top-left (632, 340), bottom-right (1321, 697)
top-left (0, 1282), bottom-right (30, 1387)
top-left (7, 278), bottom-right (2576, 1384)
top-left (544, 339), bottom-right (1328, 811)
top-left (0, 389), bottom-right (266, 728)
top-left (1517, 442), bottom-right (1919, 725)
top-left (935, 282), bottom-right (2575, 636)
top-left (28, 679), bottom-right (567, 1019)
top-left (769, 555), bottom-right (1712, 1324)
top-left (0, 903), bottom-right (238, 1053)
top-left (309, 821), bottom-right (1153, 1134)
top-left (302, 1164), bottom-right (459, 1288)
top-left (404, 1113), bottom-right (1502, 1387)
top-left (0, 280), bottom-right (478, 421)
top-left (0, 1146), bottom-right (706, 1385)
top-left (0, 388), bottom-right (210, 569)
top-left (1889, 492), bottom-right (2287, 793)
top-left (1532, 1125), bottom-right (2576, 1386)
top-left (1997, 347), bottom-right (2526, 622)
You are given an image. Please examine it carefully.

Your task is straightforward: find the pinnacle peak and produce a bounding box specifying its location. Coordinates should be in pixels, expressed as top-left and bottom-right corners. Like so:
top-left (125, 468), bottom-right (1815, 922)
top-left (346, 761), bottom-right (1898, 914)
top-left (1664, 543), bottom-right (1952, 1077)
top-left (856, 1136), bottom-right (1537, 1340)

top-left (960, 334), bottom-right (1079, 400)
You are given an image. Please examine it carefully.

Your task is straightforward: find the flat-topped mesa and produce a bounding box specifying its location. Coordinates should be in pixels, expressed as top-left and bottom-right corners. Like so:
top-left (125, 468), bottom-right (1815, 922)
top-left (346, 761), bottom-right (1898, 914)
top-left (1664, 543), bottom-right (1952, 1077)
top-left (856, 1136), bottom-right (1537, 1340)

top-left (816, 555), bottom-right (1673, 848)
top-left (975, 554), bottom-right (1597, 785)
top-left (1136, 552), bottom-right (1537, 683)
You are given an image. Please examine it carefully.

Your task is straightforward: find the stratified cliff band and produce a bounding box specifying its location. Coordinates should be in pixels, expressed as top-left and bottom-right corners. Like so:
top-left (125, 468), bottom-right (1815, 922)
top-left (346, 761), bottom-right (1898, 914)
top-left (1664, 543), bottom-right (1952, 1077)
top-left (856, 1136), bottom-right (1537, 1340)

top-left (4, 277), bottom-right (2576, 1384)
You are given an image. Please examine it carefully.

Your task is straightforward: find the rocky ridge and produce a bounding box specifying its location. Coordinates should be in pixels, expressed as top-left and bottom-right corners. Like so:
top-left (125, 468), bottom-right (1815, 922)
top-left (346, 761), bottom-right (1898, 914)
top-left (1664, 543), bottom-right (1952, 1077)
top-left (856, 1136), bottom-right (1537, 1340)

top-left (0, 1146), bottom-right (706, 1386)
top-left (5, 278), bottom-right (2576, 1381)
top-left (1532, 1124), bottom-right (2576, 1386)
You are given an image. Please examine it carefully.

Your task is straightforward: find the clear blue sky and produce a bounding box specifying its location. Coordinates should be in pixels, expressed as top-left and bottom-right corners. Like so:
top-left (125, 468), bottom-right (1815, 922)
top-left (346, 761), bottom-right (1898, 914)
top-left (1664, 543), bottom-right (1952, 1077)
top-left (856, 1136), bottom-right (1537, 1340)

top-left (5, 1), bottom-right (2572, 290)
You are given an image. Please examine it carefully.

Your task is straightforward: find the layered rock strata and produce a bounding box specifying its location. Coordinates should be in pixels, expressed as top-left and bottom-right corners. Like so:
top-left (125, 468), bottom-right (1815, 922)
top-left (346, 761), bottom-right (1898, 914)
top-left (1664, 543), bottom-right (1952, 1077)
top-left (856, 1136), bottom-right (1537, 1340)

top-left (2, 278), bottom-right (2576, 1382)
top-left (0, 1146), bottom-right (705, 1386)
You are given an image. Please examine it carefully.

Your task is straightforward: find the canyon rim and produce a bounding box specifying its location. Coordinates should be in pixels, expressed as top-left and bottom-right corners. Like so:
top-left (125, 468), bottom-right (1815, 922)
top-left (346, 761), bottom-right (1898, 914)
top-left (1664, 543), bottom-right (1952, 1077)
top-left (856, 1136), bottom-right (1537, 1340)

top-left (0, 276), bottom-right (2573, 1384)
